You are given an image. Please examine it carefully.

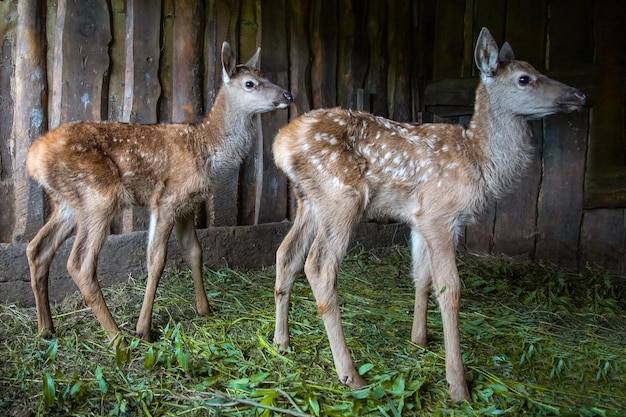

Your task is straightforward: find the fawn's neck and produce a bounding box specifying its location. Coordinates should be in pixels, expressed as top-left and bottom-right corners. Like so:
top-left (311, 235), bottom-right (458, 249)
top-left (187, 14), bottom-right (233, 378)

top-left (194, 89), bottom-right (257, 166)
top-left (466, 83), bottom-right (534, 201)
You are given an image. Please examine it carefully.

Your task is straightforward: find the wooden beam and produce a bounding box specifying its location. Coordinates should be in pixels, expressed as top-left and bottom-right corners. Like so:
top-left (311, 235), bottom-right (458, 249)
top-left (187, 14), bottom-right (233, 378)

top-left (12, 0), bottom-right (47, 243)
top-left (0, 1), bottom-right (16, 243)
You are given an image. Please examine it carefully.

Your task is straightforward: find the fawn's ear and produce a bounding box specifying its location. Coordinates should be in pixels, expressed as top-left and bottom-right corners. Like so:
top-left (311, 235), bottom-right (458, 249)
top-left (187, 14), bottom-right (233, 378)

top-left (498, 42), bottom-right (515, 63)
top-left (221, 41), bottom-right (237, 82)
top-left (475, 27), bottom-right (500, 78)
top-left (244, 47), bottom-right (261, 69)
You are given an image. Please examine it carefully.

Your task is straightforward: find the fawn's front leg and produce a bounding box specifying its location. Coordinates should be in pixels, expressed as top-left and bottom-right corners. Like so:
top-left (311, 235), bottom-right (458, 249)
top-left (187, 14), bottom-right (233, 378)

top-left (424, 225), bottom-right (470, 402)
top-left (136, 210), bottom-right (175, 340)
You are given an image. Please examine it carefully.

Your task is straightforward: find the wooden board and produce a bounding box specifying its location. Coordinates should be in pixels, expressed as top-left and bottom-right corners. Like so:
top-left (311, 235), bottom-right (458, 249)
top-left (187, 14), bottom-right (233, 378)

top-left (580, 209), bottom-right (625, 273)
top-left (545, 0), bottom-right (593, 73)
top-left (106, 0), bottom-right (126, 123)
top-left (238, 0), bottom-right (262, 225)
top-left (310, 0), bottom-right (337, 109)
top-left (258, 0), bottom-right (289, 224)
top-left (12, 0), bottom-right (48, 243)
top-left (336, 0), bottom-right (356, 109)
top-left (366, 0), bottom-right (388, 117)
top-left (0, 1), bottom-right (16, 243)
top-left (128, 0), bottom-right (162, 231)
top-left (584, 0), bottom-right (626, 208)
top-left (535, 111), bottom-right (589, 267)
top-left (432, 0), bottom-right (466, 80)
top-left (386, 0), bottom-right (413, 122)
top-left (171, 0), bottom-right (203, 124)
top-left (59, 0), bottom-right (111, 123)
top-left (504, 0), bottom-right (546, 71)
top-left (492, 120), bottom-right (543, 259)
top-left (284, 0), bottom-right (312, 220)
top-left (129, 0), bottom-right (161, 124)
top-left (206, 0), bottom-right (241, 227)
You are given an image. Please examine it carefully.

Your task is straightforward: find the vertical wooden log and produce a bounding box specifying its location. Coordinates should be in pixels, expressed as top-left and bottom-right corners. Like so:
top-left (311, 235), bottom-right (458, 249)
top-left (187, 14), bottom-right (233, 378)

top-left (107, 0), bottom-right (128, 234)
top-left (107, 0), bottom-right (126, 123)
top-left (456, 1), bottom-right (496, 254)
top-left (584, 0), bottom-right (626, 197)
top-left (490, 8), bottom-right (546, 259)
top-left (159, 0), bottom-right (175, 123)
top-left (310, 0), bottom-right (337, 108)
top-left (12, 0), bottom-right (47, 243)
top-left (257, 0), bottom-right (289, 224)
top-left (504, 0), bottom-right (546, 71)
top-left (337, 0), bottom-right (368, 110)
top-left (432, 0), bottom-right (466, 80)
top-left (205, 0), bottom-right (240, 227)
top-left (238, 0), bottom-right (262, 225)
top-left (545, 0), bottom-right (593, 73)
top-left (126, 0), bottom-right (161, 124)
top-left (172, 0), bottom-right (204, 124)
top-left (48, 0), bottom-right (65, 129)
top-left (126, 0), bottom-right (162, 231)
top-left (0, 2), bottom-right (17, 243)
top-left (287, 0), bottom-right (312, 118)
top-left (59, 0), bottom-right (111, 123)
top-left (284, 0), bottom-right (312, 220)
top-left (415, 0), bottom-right (436, 115)
top-left (535, 111), bottom-right (589, 267)
top-left (386, 0), bottom-right (412, 121)
top-left (366, 0), bottom-right (387, 117)
top-left (492, 121), bottom-right (543, 259)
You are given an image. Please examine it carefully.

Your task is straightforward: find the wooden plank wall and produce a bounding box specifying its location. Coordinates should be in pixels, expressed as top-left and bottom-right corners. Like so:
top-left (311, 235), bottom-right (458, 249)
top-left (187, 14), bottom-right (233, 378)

top-left (0, 0), bottom-right (624, 273)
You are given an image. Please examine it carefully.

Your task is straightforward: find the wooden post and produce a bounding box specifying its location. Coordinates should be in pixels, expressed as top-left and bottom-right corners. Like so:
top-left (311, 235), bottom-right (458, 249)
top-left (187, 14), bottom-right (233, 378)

top-left (366, 0), bottom-right (388, 117)
top-left (535, 111), bottom-right (588, 267)
top-left (205, 0), bottom-right (241, 227)
top-left (282, 0), bottom-right (312, 221)
top-left (310, 0), bottom-right (337, 109)
top-left (12, 0), bottom-right (47, 243)
top-left (122, 0), bottom-right (162, 232)
top-left (172, 0), bottom-right (204, 124)
top-left (257, 0), bottom-right (289, 224)
top-left (0, 1), bottom-right (16, 243)
top-left (238, 0), bottom-right (262, 226)
top-left (386, 0), bottom-right (412, 122)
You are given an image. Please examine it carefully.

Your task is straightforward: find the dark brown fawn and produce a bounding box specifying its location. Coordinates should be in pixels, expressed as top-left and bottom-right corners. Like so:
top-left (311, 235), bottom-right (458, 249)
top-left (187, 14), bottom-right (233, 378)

top-left (272, 27), bottom-right (586, 402)
top-left (26, 42), bottom-right (292, 346)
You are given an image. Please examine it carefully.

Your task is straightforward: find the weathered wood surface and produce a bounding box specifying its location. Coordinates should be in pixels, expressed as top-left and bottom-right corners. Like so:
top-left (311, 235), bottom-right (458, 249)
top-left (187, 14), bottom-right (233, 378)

top-left (60, 0), bottom-right (111, 123)
top-left (206, 0), bottom-right (241, 227)
top-left (238, 0), bottom-right (263, 226)
top-left (584, 0), bottom-right (626, 209)
top-left (0, 0), bottom-right (625, 275)
top-left (257, 0), bottom-right (289, 224)
top-left (12, 0), bottom-right (48, 244)
top-left (365, 0), bottom-right (388, 117)
top-left (492, 121), bottom-right (543, 259)
top-left (536, 111), bottom-right (589, 267)
top-left (580, 209), bottom-right (625, 271)
top-left (0, 1), bottom-right (16, 243)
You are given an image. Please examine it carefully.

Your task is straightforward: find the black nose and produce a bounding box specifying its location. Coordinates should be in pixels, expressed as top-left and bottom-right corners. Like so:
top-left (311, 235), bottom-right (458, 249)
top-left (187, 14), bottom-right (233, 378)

top-left (559, 88), bottom-right (587, 106)
top-left (283, 91), bottom-right (294, 103)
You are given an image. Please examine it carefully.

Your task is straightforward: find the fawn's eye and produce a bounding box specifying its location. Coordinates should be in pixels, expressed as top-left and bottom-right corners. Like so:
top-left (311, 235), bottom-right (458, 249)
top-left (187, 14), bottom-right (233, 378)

top-left (518, 75), bottom-right (532, 86)
top-left (245, 81), bottom-right (256, 89)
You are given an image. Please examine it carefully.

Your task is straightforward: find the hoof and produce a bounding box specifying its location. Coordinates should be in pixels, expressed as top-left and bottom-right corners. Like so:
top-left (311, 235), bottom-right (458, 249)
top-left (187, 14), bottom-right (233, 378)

top-left (449, 383), bottom-right (471, 403)
top-left (341, 373), bottom-right (367, 389)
